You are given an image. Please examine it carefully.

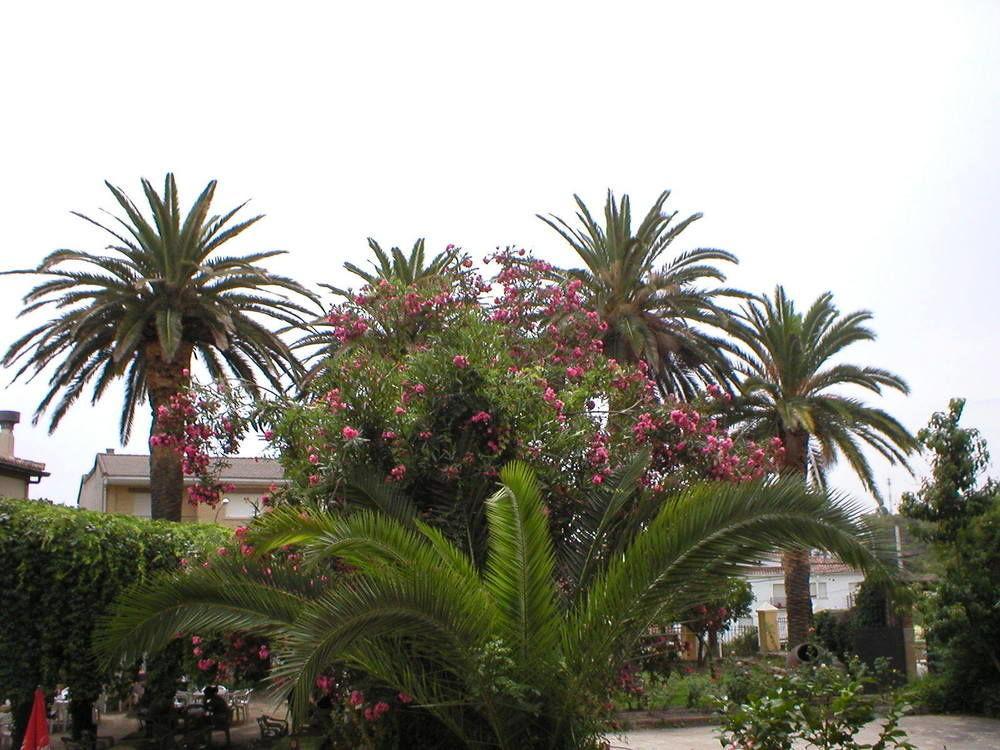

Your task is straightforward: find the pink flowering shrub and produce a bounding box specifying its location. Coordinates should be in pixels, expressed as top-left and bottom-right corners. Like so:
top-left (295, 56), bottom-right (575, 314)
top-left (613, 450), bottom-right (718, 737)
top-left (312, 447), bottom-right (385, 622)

top-left (164, 251), bottom-right (782, 552)
top-left (181, 631), bottom-right (271, 687)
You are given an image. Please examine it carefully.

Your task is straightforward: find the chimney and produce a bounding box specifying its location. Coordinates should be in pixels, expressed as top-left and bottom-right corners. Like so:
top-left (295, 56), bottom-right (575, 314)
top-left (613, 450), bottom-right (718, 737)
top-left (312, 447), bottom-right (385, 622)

top-left (106, 448), bottom-right (116, 455)
top-left (0, 411), bottom-right (19, 459)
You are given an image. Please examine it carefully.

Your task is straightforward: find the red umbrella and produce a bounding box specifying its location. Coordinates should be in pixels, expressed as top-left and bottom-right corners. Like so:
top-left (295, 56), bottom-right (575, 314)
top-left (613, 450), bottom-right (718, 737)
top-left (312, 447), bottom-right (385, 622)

top-left (20, 689), bottom-right (49, 750)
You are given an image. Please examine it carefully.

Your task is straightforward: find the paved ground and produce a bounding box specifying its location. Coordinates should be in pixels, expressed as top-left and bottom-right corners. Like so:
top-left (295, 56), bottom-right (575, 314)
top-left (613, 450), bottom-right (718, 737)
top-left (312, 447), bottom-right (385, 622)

top-left (610, 715), bottom-right (1000, 750)
top-left (91, 710), bottom-right (1000, 749)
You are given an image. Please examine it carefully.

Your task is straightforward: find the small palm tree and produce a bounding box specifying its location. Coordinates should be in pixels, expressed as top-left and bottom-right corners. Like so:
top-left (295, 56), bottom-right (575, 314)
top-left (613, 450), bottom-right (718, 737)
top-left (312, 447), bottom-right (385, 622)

top-left (341, 237), bottom-right (460, 287)
top-left (295, 240), bottom-right (466, 381)
top-left (2, 175), bottom-right (318, 521)
top-left (539, 190), bottom-right (742, 399)
top-left (728, 286), bottom-right (916, 646)
top-left (98, 464), bottom-right (885, 749)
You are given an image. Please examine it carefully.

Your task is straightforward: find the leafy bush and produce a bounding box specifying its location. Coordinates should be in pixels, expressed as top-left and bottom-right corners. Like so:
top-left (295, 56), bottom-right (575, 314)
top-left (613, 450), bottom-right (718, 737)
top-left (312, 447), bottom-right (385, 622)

top-left (723, 627), bottom-right (760, 658)
top-left (716, 659), bottom-right (913, 750)
top-left (0, 498), bottom-right (226, 743)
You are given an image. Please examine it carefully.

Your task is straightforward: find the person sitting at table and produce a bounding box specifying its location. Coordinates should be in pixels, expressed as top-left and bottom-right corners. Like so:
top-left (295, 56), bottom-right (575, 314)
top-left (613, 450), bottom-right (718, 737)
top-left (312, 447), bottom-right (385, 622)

top-left (201, 687), bottom-right (231, 746)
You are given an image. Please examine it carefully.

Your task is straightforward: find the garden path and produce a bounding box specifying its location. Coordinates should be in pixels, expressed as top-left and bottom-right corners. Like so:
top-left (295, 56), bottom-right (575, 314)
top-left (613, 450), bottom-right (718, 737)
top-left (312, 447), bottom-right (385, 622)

top-left (613, 714), bottom-right (1000, 749)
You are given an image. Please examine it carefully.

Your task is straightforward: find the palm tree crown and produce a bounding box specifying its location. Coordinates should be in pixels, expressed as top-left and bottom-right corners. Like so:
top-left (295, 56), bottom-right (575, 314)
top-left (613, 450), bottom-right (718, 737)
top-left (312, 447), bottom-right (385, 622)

top-left (539, 190), bottom-right (742, 399)
top-left (98, 464), bottom-right (885, 749)
top-left (729, 285), bottom-right (916, 495)
top-left (340, 237), bottom-right (460, 287)
top-left (3, 174), bottom-right (318, 440)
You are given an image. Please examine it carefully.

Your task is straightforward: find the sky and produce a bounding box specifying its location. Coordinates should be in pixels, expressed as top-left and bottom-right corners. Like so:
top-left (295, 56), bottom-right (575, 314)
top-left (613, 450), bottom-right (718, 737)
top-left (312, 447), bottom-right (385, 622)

top-left (1, 1), bottom-right (998, 509)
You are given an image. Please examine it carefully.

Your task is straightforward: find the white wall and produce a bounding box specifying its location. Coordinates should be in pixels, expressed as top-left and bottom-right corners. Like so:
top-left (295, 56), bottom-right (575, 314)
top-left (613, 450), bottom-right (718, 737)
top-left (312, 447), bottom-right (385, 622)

top-left (741, 571), bottom-right (864, 622)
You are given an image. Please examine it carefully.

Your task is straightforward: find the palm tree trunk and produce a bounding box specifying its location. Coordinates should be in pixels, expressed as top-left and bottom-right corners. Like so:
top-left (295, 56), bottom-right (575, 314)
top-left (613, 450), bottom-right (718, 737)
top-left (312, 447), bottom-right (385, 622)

top-left (781, 429), bottom-right (813, 647)
top-left (145, 342), bottom-right (192, 522)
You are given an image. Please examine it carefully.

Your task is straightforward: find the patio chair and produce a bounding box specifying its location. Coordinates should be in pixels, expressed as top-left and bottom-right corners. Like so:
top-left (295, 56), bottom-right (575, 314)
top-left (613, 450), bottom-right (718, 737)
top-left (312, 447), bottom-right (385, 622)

top-left (256, 716), bottom-right (288, 741)
top-left (229, 690), bottom-right (251, 723)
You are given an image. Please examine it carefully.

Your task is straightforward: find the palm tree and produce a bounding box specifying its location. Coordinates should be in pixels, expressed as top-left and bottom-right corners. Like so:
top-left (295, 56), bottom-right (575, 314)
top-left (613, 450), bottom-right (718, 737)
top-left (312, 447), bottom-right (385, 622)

top-left (727, 286), bottom-right (916, 646)
top-left (295, 239), bottom-right (466, 381)
top-left (98, 464), bottom-right (886, 749)
top-left (2, 175), bottom-right (318, 521)
top-left (340, 237), bottom-right (461, 287)
top-left (539, 190), bottom-right (742, 399)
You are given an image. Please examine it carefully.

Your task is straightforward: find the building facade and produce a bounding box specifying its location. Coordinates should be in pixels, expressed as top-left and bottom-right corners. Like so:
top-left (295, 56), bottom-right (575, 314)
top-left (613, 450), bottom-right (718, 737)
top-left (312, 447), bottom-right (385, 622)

top-left (742, 553), bottom-right (864, 616)
top-left (0, 410), bottom-right (49, 498)
top-left (77, 450), bottom-right (285, 528)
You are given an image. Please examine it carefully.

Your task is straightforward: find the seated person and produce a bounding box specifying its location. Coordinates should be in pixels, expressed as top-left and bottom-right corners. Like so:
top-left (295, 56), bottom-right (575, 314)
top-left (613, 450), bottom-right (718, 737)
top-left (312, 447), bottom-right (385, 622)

top-left (200, 687), bottom-right (231, 745)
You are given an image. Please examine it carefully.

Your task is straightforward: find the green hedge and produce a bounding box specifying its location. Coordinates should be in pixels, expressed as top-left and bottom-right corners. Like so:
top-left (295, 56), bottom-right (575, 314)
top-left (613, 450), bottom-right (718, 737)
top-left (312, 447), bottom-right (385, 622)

top-left (0, 498), bottom-right (228, 738)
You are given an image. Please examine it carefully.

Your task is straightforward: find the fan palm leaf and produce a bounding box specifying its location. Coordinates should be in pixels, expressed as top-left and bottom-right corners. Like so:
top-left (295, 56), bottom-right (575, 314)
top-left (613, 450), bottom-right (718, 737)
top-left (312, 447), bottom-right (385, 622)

top-left (98, 464), bottom-right (887, 749)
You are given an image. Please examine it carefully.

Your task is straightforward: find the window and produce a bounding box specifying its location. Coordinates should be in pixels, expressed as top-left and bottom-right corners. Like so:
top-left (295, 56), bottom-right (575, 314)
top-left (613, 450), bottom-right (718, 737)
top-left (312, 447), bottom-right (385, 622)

top-left (225, 495), bottom-right (259, 519)
top-left (810, 582), bottom-right (828, 599)
top-left (131, 491), bottom-right (151, 519)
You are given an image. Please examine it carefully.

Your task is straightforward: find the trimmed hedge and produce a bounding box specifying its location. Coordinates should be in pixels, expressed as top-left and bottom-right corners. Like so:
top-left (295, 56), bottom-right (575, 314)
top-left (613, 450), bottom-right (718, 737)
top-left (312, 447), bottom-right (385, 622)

top-left (0, 498), bottom-right (228, 741)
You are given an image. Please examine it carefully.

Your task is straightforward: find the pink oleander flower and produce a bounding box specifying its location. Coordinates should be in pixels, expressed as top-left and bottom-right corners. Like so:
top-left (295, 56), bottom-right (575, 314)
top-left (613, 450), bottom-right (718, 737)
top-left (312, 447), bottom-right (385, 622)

top-left (469, 411), bottom-right (491, 424)
top-left (452, 355), bottom-right (469, 368)
top-left (398, 692), bottom-right (413, 704)
top-left (308, 453), bottom-right (320, 464)
top-left (348, 690), bottom-right (364, 708)
top-left (388, 464), bottom-right (407, 482)
top-left (197, 659), bottom-right (215, 671)
top-left (308, 474), bottom-right (320, 486)
top-left (342, 426), bottom-right (360, 440)
top-left (263, 429), bottom-right (275, 440)
top-left (381, 430), bottom-right (397, 440)
top-left (258, 645), bottom-right (270, 660)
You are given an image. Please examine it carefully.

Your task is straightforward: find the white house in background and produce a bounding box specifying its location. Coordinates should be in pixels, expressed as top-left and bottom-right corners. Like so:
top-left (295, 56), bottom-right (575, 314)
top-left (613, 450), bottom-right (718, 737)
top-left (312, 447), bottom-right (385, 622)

top-left (740, 553), bottom-right (864, 619)
top-left (77, 450), bottom-right (286, 528)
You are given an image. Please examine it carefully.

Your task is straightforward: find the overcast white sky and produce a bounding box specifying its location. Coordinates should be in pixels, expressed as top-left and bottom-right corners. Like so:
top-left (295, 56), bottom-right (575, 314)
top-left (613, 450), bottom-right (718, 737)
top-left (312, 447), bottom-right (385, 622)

top-left (2, 1), bottom-right (998, 509)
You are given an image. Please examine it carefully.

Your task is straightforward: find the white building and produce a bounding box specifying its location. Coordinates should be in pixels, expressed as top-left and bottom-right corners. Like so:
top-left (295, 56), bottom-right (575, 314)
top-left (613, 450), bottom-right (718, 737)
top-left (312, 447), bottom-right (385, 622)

top-left (742, 553), bottom-right (864, 617)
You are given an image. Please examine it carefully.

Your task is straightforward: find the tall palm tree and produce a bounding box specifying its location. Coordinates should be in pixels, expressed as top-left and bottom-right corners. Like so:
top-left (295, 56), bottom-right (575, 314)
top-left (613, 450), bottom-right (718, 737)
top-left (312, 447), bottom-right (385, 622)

top-left (2, 175), bottom-right (319, 521)
top-left (539, 190), bottom-right (742, 399)
top-left (98, 464), bottom-right (886, 749)
top-left (727, 286), bottom-right (916, 646)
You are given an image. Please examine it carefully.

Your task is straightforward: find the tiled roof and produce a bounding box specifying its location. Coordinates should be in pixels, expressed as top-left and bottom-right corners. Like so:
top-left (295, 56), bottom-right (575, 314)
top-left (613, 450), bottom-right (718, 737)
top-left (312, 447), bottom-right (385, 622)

top-left (743, 554), bottom-right (857, 576)
top-left (0, 455), bottom-right (49, 477)
top-left (96, 453), bottom-right (284, 481)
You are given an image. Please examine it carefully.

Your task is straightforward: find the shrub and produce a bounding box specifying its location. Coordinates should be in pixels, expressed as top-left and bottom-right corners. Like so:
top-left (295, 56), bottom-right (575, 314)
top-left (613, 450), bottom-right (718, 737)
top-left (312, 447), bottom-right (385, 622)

top-left (0, 498), bottom-right (226, 744)
top-left (716, 659), bottom-right (914, 750)
top-left (723, 627), bottom-right (760, 658)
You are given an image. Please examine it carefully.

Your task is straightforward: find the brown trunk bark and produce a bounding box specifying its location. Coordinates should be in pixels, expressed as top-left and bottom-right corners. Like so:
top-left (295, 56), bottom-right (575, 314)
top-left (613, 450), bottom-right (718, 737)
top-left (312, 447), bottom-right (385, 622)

top-left (145, 342), bottom-right (192, 522)
top-left (781, 428), bottom-right (813, 648)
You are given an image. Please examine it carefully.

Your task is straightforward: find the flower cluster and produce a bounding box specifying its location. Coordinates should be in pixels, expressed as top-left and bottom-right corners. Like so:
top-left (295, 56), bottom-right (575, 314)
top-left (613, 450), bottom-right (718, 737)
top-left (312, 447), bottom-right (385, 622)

top-left (184, 631), bottom-right (271, 687)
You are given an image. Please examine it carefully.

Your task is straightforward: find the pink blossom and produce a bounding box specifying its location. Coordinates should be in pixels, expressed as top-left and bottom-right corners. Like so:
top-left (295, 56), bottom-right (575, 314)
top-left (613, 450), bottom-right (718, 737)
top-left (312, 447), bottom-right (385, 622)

top-left (308, 474), bottom-right (320, 486)
top-left (341, 426), bottom-right (360, 440)
top-left (308, 453), bottom-right (320, 464)
top-left (452, 355), bottom-right (469, 368)
top-left (388, 464), bottom-right (407, 482)
top-left (197, 658), bottom-right (215, 671)
top-left (398, 692), bottom-right (413, 704)
top-left (258, 645), bottom-right (270, 660)
top-left (469, 411), bottom-right (491, 424)
top-left (348, 690), bottom-right (364, 707)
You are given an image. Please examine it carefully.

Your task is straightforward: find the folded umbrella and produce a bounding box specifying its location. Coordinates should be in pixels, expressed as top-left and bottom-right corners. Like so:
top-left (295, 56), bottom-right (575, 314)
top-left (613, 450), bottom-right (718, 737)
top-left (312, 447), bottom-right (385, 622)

top-left (20, 689), bottom-right (49, 750)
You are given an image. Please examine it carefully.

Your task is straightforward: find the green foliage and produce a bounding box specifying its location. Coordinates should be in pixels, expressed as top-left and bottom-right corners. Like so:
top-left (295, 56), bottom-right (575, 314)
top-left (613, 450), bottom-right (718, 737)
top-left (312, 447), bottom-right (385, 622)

top-left (100, 466), bottom-right (886, 749)
top-left (0, 498), bottom-right (226, 739)
top-left (539, 189), bottom-right (740, 398)
top-left (716, 659), bottom-right (914, 750)
top-left (729, 285), bottom-right (916, 497)
top-left (2, 174), bottom-right (318, 442)
top-left (724, 627), bottom-right (760, 658)
top-left (899, 399), bottom-right (1000, 716)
